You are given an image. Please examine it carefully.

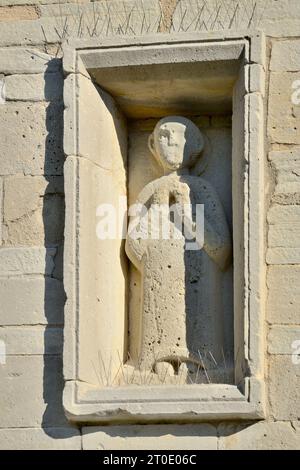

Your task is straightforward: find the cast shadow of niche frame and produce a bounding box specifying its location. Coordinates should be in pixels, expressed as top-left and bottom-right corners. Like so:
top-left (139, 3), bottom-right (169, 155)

top-left (62, 31), bottom-right (266, 424)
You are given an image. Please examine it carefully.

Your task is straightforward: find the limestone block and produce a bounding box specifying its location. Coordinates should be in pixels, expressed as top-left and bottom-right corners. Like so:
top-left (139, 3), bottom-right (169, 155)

top-left (0, 247), bottom-right (56, 276)
top-left (0, 356), bottom-right (67, 427)
top-left (4, 175), bottom-right (63, 221)
top-left (3, 175), bottom-right (64, 246)
top-left (0, 102), bottom-right (63, 176)
top-left (268, 86), bottom-right (300, 145)
top-left (0, 327), bottom-right (63, 355)
top-left (0, 17), bottom-right (60, 47)
top-left (0, 47), bottom-right (60, 74)
top-left (266, 247), bottom-right (300, 264)
top-left (219, 421), bottom-right (300, 450)
top-left (0, 277), bottom-right (64, 325)
top-left (5, 73), bottom-right (63, 102)
top-left (269, 355), bottom-right (300, 420)
top-left (0, 177), bottom-right (2, 245)
top-left (249, 64), bottom-right (265, 96)
top-left (82, 425), bottom-right (217, 450)
top-left (269, 147), bottom-right (300, 204)
top-left (0, 5), bottom-right (39, 22)
top-left (268, 204), bottom-right (300, 224)
top-left (268, 224), bottom-right (300, 248)
top-left (268, 325), bottom-right (300, 355)
top-left (270, 39), bottom-right (300, 71)
top-left (267, 265), bottom-right (300, 324)
top-left (0, 427), bottom-right (81, 450)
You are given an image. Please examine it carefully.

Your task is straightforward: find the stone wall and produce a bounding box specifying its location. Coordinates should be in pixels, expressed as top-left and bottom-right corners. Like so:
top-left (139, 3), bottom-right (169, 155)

top-left (0, 0), bottom-right (300, 449)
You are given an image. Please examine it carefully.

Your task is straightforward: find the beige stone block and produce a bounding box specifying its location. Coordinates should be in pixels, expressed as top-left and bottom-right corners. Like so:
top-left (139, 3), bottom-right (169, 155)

top-left (267, 265), bottom-right (300, 324)
top-left (0, 102), bottom-right (63, 176)
top-left (4, 175), bottom-right (63, 221)
top-left (0, 47), bottom-right (60, 74)
top-left (82, 425), bottom-right (217, 450)
top-left (0, 427), bottom-right (81, 450)
top-left (266, 247), bottom-right (300, 264)
top-left (268, 224), bottom-right (300, 248)
top-left (0, 5), bottom-right (39, 22)
top-left (3, 175), bottom-right (64, 246)
top-left (268, 204), bottom-right (300, 224)
top-left (0, 247), bottom-right (56, 276)
top-left (5, 73), bottom-right (63, 102)
top-left (0, 17), bottom-right (60, 47)
top-left (219, 421), bottom-right (300, 449)
top-left (4, 195), bottom-right (64, 246)
top-left (268, 94), bottom-right (300, 145)
top-left (269, 355), bottom-right (300, 420)
top-left (0, 326), bottom-right (63, 355)
top-left (0, 355), bottom-right (67, 427)
top-left (270, 39), bottom-right (300, 71)
top-left (268, 325), bottom-right (300, 354)
top-left (249, 64), bottom-right (265, 95)
top-left (0, 277), bottom-right (64, 325)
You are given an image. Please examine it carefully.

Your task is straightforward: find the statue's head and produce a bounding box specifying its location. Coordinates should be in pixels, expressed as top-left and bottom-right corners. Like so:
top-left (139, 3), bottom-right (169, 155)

top-left (148, 116), bottom-right (204, 171)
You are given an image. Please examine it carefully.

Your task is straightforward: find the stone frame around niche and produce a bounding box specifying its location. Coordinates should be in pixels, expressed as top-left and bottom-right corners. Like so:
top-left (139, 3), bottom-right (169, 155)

top-left (62, 31), bottom-right (266, 423)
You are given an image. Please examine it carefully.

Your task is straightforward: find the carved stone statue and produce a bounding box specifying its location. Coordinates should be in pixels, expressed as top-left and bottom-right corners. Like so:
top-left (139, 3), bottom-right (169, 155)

top-left (126, 116), bottom-right (231, 380)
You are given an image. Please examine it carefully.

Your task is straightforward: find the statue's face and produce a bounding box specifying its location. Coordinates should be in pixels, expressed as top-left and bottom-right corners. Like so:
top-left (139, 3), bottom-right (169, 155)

top-left (149, 117), bottom-right (204, 171)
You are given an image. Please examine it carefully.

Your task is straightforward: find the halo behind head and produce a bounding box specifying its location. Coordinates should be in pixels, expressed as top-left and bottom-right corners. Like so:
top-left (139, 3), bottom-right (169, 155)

top-left (148, 116), bottom-right (205, 171)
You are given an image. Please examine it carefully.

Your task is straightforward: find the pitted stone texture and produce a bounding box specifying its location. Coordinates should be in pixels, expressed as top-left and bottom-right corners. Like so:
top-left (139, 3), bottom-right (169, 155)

top-left (5, 73), bottom-right (63, 102)
top-left (269, 148), bottom-right (300, 204)
top-left (0, 427), bottom-right (81, 450)
top-left (82, 424), bottom-right (217, 450)
top-left (0, 102), bottom-right (63, 176)
top-left (0, 277), bottom-right (64, 325)
top-left (268, 71), bottom-right (300, 144)
top-left (267, 265), bottom-right (300, 324)
top-left (269, 355), bottom-right (300, 421)
top-left (219, 422), bottom-right (300, 450)
top-left (0, 355), bottom-right (67, 427)
top-left (126, 117), bottom-right (232, 375)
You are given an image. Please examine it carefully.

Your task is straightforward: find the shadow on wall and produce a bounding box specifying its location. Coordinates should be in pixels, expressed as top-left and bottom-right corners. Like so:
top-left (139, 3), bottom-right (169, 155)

top-left (41, 59), bottom-right (77, 437)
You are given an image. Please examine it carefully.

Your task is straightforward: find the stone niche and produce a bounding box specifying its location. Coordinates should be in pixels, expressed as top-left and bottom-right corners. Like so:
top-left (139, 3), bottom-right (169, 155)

top-left (63, 32), bottom-right (266, 423)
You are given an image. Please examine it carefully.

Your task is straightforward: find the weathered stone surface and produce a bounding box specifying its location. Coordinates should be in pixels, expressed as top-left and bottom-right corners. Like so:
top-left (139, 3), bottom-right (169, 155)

top-left (269, 355), bottom-right (300, 421)
top-left (0, 247), bottom-right (56, 276)
top-left (269, 147), bottom-right (300, 203)
top-left (267, 265), bottom-right (300, 324)
top-left (3, 175), bottom-right (64, 246)
top-left (0, 355), bottom-right (67, 427)
top-left (5, 73), bottom-right (63, 102)
top-left (0, 6), bottom-right (39, 22)
top-left (0, 102), bottom-right (63, 176)
top-left (270, 39), bottom-right (300, 71)
top-left (268, 224), bottom-right (300, 248)
top-left (0, 427), bottom-right (81, 450)
top-left (268, 84), bottom-right (300, 144)
top-left (268, 325), bottom-right (300, 354)
top-left (0, 326), bottom-right (63, 355)
top-left (0, 277), bottom-right (64, 325)
top-left (219, 421), bottom-right (300, 450)
top-left (4, 175), bottom-right (63, 221)
top-left (0, 47), bottom-right (60, 74)
top-left (266, 247), bottom-right (300, 265)
top-left (82, 424), bottom-right (217, 450)
top-left (268, 204), bottom-right (300, 224)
